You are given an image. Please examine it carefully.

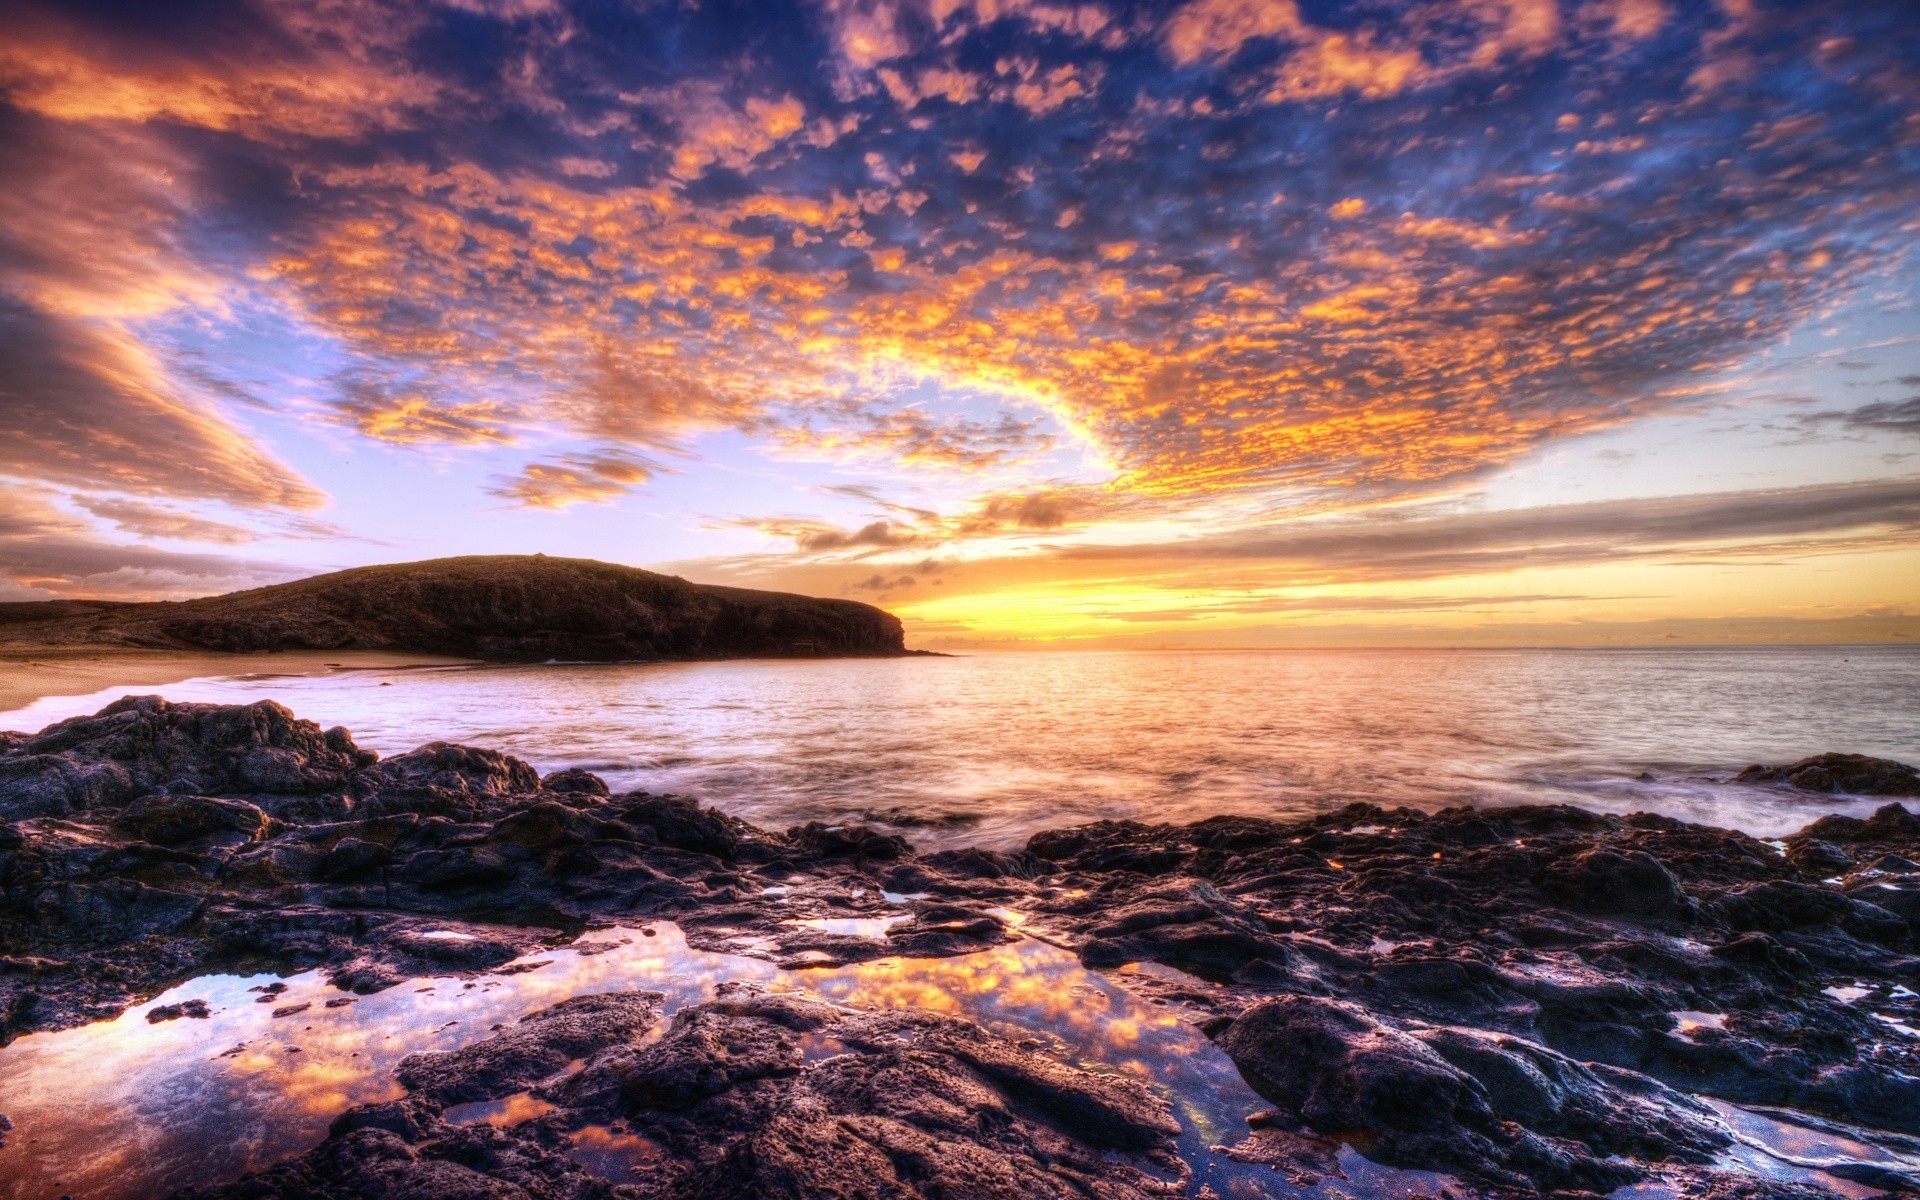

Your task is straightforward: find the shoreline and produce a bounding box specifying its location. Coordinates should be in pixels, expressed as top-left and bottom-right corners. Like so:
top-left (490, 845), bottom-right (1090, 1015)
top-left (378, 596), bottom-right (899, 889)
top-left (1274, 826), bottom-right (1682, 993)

top-left (0, 646), bottom-right (478, 714)
top-left (2, 695), bottom-right (1918, 1198)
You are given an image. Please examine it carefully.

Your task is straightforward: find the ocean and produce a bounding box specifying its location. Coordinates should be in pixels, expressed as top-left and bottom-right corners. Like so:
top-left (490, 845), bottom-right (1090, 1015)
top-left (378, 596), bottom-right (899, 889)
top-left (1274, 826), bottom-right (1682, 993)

top-left (3, 645), bottom-right (1914, 847)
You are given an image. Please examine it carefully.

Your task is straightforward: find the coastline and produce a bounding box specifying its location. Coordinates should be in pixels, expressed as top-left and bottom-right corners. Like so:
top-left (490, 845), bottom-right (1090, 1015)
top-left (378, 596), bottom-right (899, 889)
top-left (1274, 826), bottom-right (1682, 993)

top-left (0, 646), bottom-right (477, 715)
top-left (2, 694), bottom-right (1918, 1198)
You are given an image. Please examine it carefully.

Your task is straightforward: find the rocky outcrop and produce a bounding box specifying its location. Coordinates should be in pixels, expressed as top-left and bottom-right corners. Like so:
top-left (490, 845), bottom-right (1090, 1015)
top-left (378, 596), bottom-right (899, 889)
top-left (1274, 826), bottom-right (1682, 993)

top-left (1736, 753), bottom-right (1920, 796)
top-left (182, 987), bottom-right (1186, 1200)
top-left (0, 554), bottom-right (910, 661)
top-left (6, 699), bottom-right (1920, 1198)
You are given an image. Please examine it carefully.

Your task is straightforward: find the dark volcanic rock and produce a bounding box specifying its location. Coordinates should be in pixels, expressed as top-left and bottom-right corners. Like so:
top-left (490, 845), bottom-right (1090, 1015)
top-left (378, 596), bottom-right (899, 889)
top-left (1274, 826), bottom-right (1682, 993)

top-left (1544, 847), bottom-right (1692, 919)
top-left (396, 992), bottom-right (663, 1103)
top-left (0, 554), bottom-right (909, 661)
top-left (187, 986), bottom-right (1184, 1200)
top-left (0, 696), bottom-right (364, 821)
top-left (1214, 995), bottom-right (1728, 1190)
top-left (9, 701), bottom-right (1920, 1198)
top-left (115, 794), bottom-right (270, 845)
top-left (1736, 754), bottom-right (1920, 796)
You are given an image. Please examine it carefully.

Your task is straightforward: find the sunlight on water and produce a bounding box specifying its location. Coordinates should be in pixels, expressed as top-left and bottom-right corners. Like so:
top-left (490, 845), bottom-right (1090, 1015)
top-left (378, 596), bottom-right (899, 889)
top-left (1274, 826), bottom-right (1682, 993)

top-left (2, 647), bottom-right (1914, 847)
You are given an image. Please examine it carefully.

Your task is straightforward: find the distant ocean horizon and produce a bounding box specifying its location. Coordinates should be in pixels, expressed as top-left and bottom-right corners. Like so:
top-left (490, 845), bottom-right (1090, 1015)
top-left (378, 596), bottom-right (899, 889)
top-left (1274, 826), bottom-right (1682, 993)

top-left (4, 644), bottom-right (1915, 848)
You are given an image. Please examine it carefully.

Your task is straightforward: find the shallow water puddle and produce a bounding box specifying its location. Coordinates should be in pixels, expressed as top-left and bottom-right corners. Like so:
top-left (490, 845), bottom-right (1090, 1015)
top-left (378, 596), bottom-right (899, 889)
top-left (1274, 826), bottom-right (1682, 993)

top-left (1670, 1009), bottom-right (1728, 1038)
top-left (1701, 1099), bottom-right (1919, 1197)
top-left (0, 921), bottom-right (1446, 1199)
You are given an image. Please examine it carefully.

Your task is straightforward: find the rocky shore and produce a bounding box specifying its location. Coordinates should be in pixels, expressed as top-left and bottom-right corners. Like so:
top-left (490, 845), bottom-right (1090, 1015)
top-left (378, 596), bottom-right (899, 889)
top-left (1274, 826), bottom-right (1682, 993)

top-left (4, 696), bottom-right (1920, 1198)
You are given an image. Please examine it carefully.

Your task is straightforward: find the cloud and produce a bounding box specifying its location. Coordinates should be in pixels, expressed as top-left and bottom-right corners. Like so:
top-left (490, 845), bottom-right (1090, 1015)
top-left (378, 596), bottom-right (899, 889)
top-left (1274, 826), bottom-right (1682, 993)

top-left (1806, 397), bottom-right (1920, 436)
top-left (489, 448), bottom-right (658, 509)
top-left (771, 407), bottom-right (1056, 470)
top-left (0, 301), bottom-right (324, 509)
top-left (73, 497), bottom-right (259, 545)
top-left (0, 0), bottom-right (435, 136)
top-left (0, 487), bottom-right (300, 599)
top-left (1057, 477), bottom-right (1920, 582)
top-left (847, 571), bottom-right (919, 592)
top-left (331, 373), bottom-right (517, 445)
top-left (0, 0), bottom-right (1915, 611)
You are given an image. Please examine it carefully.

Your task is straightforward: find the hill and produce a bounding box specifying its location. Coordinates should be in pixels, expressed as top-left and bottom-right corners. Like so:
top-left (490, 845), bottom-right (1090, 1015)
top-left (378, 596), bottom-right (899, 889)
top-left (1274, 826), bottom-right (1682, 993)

top-left (0, 556), bottom-right (909, 661)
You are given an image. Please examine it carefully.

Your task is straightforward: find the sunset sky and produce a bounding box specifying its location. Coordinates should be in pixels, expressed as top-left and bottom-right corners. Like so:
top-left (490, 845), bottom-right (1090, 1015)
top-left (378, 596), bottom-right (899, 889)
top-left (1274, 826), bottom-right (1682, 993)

top-left (1, 0), bottom-right (1917, 648)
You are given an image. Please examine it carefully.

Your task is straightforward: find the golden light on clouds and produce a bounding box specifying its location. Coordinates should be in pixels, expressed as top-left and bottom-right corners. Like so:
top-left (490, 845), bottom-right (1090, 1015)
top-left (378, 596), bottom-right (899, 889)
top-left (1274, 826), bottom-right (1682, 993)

top-left (0, 0), bottom-right (1913, 634)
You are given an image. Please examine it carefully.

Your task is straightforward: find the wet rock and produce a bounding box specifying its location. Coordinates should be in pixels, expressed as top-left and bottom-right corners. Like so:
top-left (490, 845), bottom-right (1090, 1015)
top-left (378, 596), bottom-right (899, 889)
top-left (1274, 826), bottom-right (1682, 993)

top-left (538, 767), bottom-right (608, 799)
top-left (1215, 995), bottom-right (1489, 1139)
top-left (12, 697), bottom-right (1920, 1196)
top-left (1075, 879), bottom-right (1290, 980)
top-left (1736, 754), bottom-right (1920, 796)
top-left (315, 837), bottom-right (389, 881)
top-left (601, 987), bottom-right (1184, 1198)
top-left (1716, 879), bottom-right (1909, 945)
top-left (615, 988), bottom-right (825, 1109)
top-left (612, 794), bottom-right (749, 858)
top-left (1797, 803), bottom-right (1920, 845)
top-left (1544, 848), bottom-right (1691, 919)
top-left (396, 991), bottom-right (663, 1103)
top-left (485, 801), bottom-right (601, 850)
top-left (198, 986), bottom-right (1181, 1200)
top-left (0, 754), bottom-right (134, 819)
top-left (386, 930), bottom-right (520, 969)
top-left (113, 794), bottom-right (269, 845)
top-left (1214, 995), bottom-right (1713, 1190)
top-left (785, 821), bottom-right (909, 861)
top-left (1785, 839), bottom-right (1857, 877)
top-left (1842, 880), bottom-right (1920, 927)
top-left (1413, 1025), bottom-right (1728, 1161)
top-left (885, 900), bottom-right (1014, 956)
top-left (350, 743), bottom-right (539, 819)
top-left (11, 696), bottom-right (365, 804)
top-left (147, 998), bottom-right (210, 1022)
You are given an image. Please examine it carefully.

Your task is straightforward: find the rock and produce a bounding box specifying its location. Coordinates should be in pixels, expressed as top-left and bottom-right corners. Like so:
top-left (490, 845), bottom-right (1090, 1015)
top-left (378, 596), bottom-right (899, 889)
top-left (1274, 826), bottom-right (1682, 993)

top-left (1796, 803), bottom-right (1920, 844)
top-left (539, 767), bottom-right (608, 798)
top-left (1843, 881), bottom-right (1920, 926)
top-left (603, 988), bottom-right (1183, 1197)
top-left (485, 801), bottom-right (599, 849)
top-left (1215, 995), bottom-right (1489, 1138)
top-left (1785, 839), bottom-right (1857, 877)
top-left (785, 821), bottom-right (909, 861)
top-left (1075, 879), bottom-right (1289, 979)
top-left (13, 696), bottom-right (364, 801)
top-left (613, 794), bottom-right (750, 858)
top-left (147, 998), bottom-right (210, 1022)
top-left (195, 987), bottom-right (1181, 1200)
top-left (396, 991), bottom-right (663, 1103)
top-left (352, 743), bottom-right (539, 816)
top-left (1544, 848), bottom-right (1690, 919)
top-left (616, 988), bottom-right (825, 1110)
top-left (11, 696), bottom-right (1920, 1197)
top-left (1737, 754), bottom-right (1920, 796)
top-left (316, 837), bottom-right (389, 881)
top-left (0, 755), bottom-right (134, 820)
top-left (114, 794), bottom-right (269, 845)
top-left (386, 931), bottom-right (520, 969)
top-left (1214, 996), bottom-right (1717, 1190)
top-left (885, 900), bottom-right (1014, 956)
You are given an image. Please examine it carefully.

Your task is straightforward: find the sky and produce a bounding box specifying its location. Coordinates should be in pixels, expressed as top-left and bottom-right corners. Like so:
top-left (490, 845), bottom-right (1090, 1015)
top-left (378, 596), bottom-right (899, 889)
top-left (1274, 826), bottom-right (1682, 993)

top-left (0, 0), bottom-right (1917, 650)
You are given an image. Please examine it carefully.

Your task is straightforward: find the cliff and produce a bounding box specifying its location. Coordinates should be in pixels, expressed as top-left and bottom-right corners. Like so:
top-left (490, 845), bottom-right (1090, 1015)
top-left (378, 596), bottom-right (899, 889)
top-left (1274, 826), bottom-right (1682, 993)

top-left (0, 555), bottom-right (908, 661)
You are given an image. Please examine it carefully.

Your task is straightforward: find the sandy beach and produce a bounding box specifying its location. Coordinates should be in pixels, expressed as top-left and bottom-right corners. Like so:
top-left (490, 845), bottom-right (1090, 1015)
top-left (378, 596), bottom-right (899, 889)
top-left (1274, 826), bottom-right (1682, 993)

top-left (0, 646), bottom-right (475, 715)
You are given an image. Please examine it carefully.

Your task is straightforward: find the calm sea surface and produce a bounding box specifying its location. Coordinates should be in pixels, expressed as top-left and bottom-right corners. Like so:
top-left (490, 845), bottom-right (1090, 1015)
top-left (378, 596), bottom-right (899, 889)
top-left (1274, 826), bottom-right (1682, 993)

top-left (3, 646), bottom-right (1915, 847)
